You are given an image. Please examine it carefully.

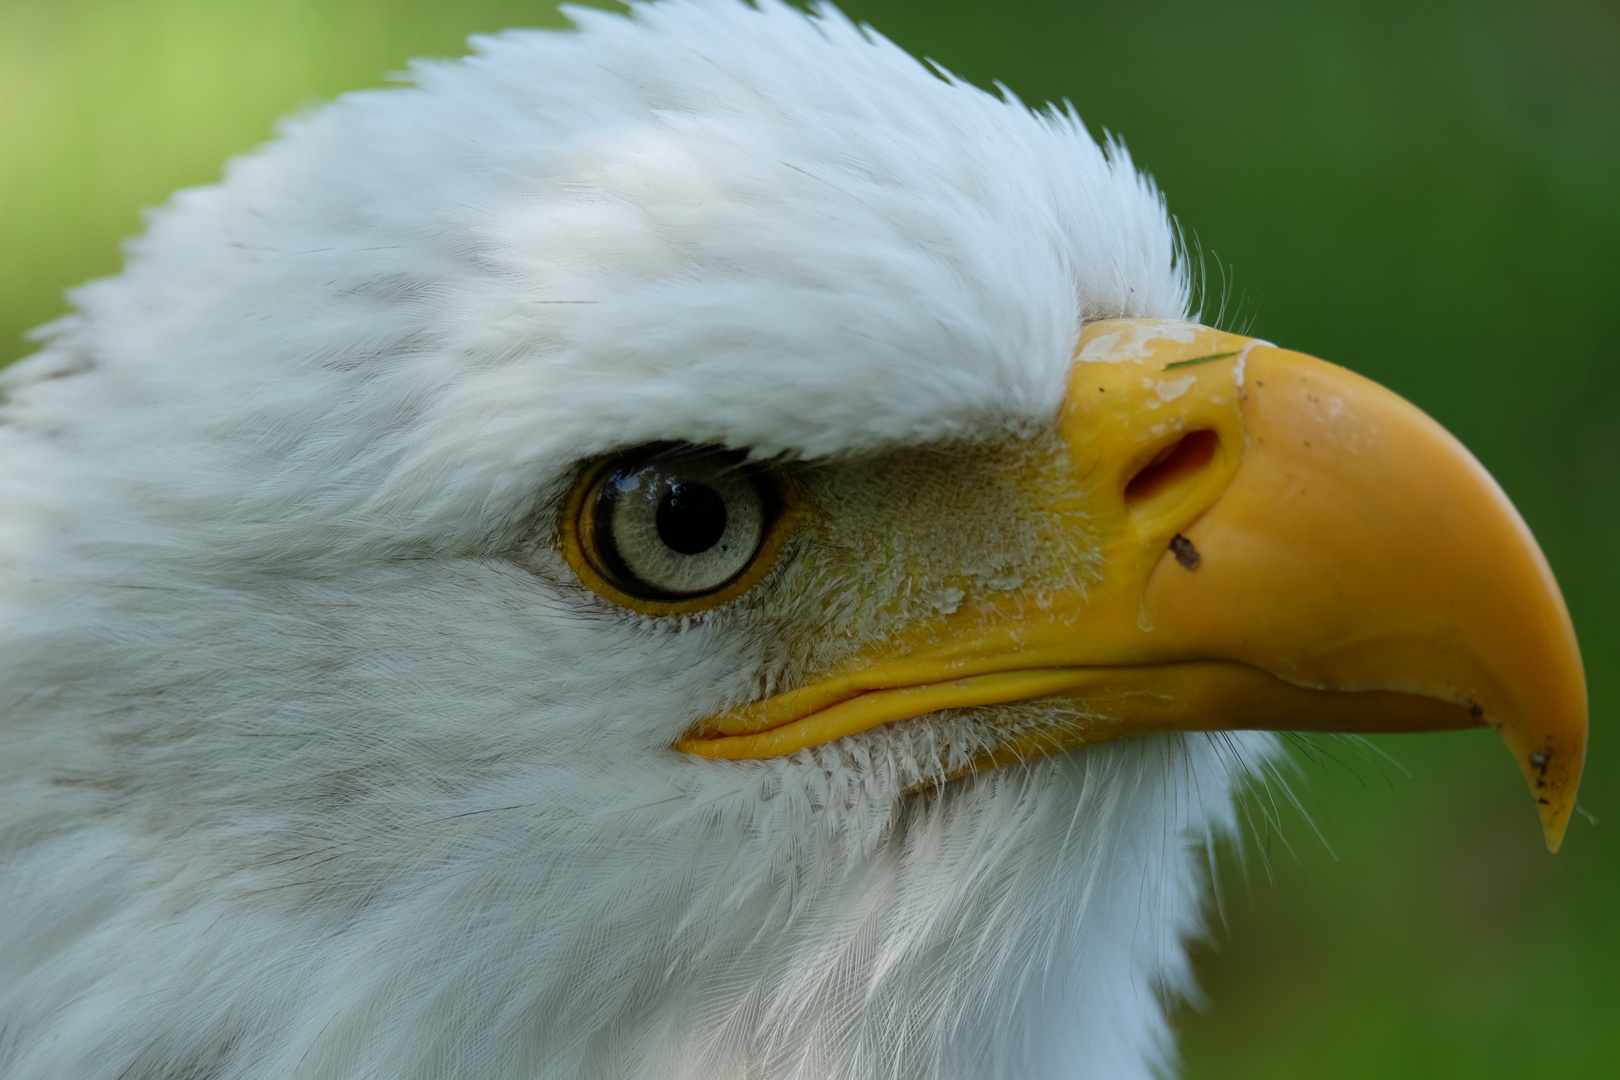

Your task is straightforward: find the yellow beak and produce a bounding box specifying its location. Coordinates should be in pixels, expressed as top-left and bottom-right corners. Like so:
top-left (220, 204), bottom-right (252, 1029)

top-left (676, 319), bottom-right (1588, 852)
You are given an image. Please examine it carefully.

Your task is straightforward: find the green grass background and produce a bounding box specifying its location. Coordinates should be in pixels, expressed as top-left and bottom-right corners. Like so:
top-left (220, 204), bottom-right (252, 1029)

top-left (2, 0), bottom-right (1614, 1075)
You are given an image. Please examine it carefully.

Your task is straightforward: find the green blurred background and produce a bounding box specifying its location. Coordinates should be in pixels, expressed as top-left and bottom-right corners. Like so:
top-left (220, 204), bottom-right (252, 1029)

top-left (2, 0), bottom-right (1614, 1074)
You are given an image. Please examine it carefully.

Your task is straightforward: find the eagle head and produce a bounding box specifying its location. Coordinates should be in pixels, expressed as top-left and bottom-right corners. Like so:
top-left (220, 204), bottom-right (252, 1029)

top-left (0, 2), bottom-right (1585, 1078)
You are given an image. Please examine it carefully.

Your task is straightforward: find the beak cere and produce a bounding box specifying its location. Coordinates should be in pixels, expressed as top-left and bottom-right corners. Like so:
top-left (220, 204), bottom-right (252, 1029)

top-left (677, 319), bottom-right (1588, 852)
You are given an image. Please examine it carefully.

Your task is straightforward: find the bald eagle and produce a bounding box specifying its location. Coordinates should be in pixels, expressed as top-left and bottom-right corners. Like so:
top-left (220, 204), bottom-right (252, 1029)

top-left (0, 2), bottom-right (1585, 1078)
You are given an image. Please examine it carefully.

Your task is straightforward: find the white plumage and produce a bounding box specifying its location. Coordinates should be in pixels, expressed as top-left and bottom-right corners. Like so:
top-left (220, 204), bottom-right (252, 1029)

top-left (0, 2), bottom-right (1275, 1077)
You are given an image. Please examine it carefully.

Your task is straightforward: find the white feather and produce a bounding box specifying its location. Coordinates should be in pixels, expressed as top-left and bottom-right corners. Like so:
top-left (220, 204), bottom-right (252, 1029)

top-left (0, 2), bottom-right (1269, 1077)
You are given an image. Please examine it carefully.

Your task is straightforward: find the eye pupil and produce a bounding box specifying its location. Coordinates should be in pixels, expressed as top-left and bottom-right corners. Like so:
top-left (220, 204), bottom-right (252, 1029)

top-left (656, 483), bottom-right (728, 555)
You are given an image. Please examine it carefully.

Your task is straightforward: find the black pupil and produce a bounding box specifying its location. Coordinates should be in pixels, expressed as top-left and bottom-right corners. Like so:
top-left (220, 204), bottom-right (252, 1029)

top-left (656, 482), bottom-right (728, 555)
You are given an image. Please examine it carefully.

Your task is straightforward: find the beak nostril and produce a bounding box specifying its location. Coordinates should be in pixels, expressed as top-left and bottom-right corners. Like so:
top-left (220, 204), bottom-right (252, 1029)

top-left (1125, 429), bottom-right (1219, 504)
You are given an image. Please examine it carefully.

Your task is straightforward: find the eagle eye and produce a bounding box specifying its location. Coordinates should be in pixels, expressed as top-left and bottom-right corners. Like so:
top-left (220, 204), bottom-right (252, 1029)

top-left (562, 445), bottom-right (795, 613)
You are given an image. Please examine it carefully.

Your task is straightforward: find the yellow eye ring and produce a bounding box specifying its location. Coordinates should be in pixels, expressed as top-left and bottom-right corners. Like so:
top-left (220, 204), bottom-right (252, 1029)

top-left (560, 444), bottom-right (801, 616)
